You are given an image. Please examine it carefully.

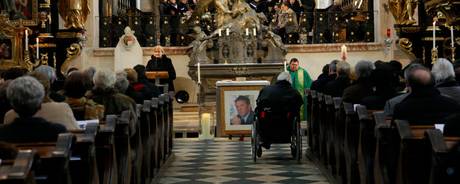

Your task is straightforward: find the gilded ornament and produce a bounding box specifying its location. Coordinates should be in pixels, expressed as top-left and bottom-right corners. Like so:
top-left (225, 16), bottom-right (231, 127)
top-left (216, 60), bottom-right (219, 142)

top-left (58, 0), bottom-right (90, 29)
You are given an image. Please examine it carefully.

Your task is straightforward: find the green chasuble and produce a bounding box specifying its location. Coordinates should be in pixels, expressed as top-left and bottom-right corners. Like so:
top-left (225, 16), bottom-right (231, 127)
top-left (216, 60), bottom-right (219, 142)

top-left (288, 67), bottom-right (312, 121)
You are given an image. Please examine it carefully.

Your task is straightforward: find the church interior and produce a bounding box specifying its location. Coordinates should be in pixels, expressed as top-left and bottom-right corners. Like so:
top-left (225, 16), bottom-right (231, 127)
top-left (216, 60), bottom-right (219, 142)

top-left (1, 0), bottom-right (460, 183)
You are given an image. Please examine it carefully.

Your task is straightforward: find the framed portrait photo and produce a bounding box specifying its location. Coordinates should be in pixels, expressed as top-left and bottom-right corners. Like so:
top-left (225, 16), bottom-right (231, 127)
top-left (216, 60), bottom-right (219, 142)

top-left (216, 81), bottom-right (270, 137)
top-left (1, 0), bottom-right (38, 26)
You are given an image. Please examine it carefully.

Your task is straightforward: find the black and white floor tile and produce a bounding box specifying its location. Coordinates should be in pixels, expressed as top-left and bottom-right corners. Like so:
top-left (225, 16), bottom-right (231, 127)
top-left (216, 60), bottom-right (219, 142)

top-left (157, 138), bottom-right (329, 184)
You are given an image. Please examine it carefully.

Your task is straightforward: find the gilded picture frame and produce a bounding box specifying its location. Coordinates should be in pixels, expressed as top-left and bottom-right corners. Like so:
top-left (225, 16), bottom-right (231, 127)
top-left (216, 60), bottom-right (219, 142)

top-left (1, 0), bottom-right (39, 26)
top-left (0, 35), bottom-right (17, 68)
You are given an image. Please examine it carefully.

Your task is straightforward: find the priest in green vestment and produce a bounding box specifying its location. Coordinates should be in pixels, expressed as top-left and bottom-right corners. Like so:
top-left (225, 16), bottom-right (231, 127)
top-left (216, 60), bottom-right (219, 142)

top-left (288, 58), bottom-right (312, 121)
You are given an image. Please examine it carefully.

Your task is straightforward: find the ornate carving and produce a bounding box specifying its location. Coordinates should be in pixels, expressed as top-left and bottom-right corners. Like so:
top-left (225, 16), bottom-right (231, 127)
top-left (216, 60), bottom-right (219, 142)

top-left (397, 38), bottom-right (417, 59)
top-left (58, 0), bottom-right (91, 29)
top-left (389, 0), bottom-right (418, 25)
top-left (60, 43), bottom-right (82, 75)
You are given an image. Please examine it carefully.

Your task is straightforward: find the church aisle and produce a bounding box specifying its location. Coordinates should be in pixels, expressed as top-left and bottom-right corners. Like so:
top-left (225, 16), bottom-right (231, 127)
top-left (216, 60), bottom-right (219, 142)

top-left (156, 138), bottom-right (329, 184)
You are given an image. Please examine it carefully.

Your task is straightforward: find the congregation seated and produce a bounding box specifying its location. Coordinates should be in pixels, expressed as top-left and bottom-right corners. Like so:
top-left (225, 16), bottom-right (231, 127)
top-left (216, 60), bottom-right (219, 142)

top-left (431, 58), bottom-right (460, 104)
top-left (34, 65), bottom-right (65, 102)
top-left (323, 61), bottom-right (351, 97)
top-left (124, 67), bottom-right (160, 104)
top-left (393, 64), bottom-right (460, 125)
top-left (342, 60), bottom-right (375, 104)
top-left (311, 60), bottom-right (338, 93)
top-left (0, 76), bottom-right (67, 142)
top-left (0, 67), bottom-right (28, 122)
top-left (361, 62), bottom-right (398, 110)
top-left (87, 69), bottom-right (136, 116)
top-left (63, 71), bottom-right (105, 120)
top-left (3, 72), bottom-right (79, 130)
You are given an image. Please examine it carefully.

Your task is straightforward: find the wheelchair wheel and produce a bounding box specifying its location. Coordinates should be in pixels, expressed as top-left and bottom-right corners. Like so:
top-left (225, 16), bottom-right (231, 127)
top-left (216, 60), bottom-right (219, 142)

top-left (251, 119), bottom-right (259, 162)
top-left (291, 117), bottom-right (302, 163)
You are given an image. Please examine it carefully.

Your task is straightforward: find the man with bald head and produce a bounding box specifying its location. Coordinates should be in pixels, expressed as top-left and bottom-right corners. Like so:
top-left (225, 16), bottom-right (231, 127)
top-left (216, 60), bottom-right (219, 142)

top-left (393, 65), bottom-right (460, 125)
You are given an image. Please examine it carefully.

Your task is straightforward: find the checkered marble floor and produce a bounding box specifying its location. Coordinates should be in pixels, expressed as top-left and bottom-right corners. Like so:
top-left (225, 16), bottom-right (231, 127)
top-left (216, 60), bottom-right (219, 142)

top-left (156, 138), bottom-right (329, 184)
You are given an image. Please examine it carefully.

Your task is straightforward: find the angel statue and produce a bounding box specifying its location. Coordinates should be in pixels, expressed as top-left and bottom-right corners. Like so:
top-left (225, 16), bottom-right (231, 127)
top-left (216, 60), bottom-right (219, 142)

top-left (58, 0), bottom-right (91, 29)
top-left (389, 0), bottom-right (417, 25)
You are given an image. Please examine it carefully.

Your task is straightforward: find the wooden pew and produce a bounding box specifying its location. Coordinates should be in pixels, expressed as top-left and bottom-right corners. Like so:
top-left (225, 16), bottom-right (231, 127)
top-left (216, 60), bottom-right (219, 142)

top-left (139, 100), bottom-right (153, 183)
top-left (130, 105), bottom-right (143, 184)
top-left (317, 93), bottom-right (329, 165)
top-left (14, 133), bottom-right (74, 184)
top-left (115, 111), bottom-right (133, 184)
top-left (309, 90), bottom-right (319, 156)
top-left (150, 97), bottom-right (161, 172)
top-left (355, 105), bottom-right (381, 184)
top-left (68, 123), bottom-right (100, 184)
top-left (322, 95), bottom-right (335, 170)
top-left (343, 102), bottom-right (360, 184)
top-left (0, 150), bottom-right (36, 184)
top-left (332, 97), bottom-right (347, 183)
top-left (373, 116), bottom-right (398, 184)
top-left (395, 120), bottom-right (434, 184)
top-left (425, 129), bottom-right (460, 184)
top-left (95, 115), bottom-right (118, 184)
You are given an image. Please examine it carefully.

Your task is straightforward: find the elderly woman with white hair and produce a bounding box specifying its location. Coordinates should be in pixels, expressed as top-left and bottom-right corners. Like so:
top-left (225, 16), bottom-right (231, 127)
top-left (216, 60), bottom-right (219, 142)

top-left (87, 69), bottom-right (136, 116)
top-left (432, 58), bottom-right (460, 104)
top-left (0, 76), bottom-right (67, 142)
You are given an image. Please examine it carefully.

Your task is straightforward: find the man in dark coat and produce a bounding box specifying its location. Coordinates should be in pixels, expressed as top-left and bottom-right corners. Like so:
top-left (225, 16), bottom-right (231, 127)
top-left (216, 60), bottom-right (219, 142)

top-left (146, 46), bottom-right (177, 92)
top-left (393, 66), bottom-right (460, 125)
top-left (256, 72), bottom-right (303, 150)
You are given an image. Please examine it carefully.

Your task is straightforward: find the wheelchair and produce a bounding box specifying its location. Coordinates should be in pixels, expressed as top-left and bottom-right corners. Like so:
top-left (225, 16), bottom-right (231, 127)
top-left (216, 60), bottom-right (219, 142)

top-left (251, 106), bottom-right (302, 163)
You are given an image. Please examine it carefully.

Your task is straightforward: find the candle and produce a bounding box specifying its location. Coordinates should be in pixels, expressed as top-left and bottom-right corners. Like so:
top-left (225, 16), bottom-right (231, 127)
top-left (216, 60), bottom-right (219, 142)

top-left (245, 28), bottom-right (249, 36)
top-left (253, 28), bottom-right (256, 36)
top-left (36, 38), bottom-right (39, 59)
top-left (218, 29), bottom-right (222, 37)
top-left (451, 26), bottom-right (454, 48)
top-left (25, 30), bottom-right (28, 51)
top-left (433, 21), bottom-right (436, 48)
top-left (197, 62), bottom-right (201, 83)
top-left (226, 28), bottom-right (229, 36)
top-left (341, 44), bottom-right (347, 61)
top-left (284, 60), bottom-right (287, 72)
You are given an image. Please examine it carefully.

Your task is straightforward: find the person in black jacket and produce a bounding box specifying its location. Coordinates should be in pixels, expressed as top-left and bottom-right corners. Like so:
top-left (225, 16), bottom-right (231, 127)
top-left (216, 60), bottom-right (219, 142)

top-left (393, 66), bottom-right (460, 125)
top-left (146, 46), bottom-right (176, 92)
top-left (324, 61), bottom-right (351, 97)
top-left (256, 72), bottom-right (303, 150)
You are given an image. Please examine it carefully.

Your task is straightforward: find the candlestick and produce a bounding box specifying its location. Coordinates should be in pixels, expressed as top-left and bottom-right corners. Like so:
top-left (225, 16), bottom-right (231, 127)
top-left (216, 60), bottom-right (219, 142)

top-left (36, 38), bottom-right (39, 59)
top-left (451, 26), bottom-right (454, 48)
top-left (433, 21), bottom-right (436, 48)
top-left (245, 28), bottom-right (249, 36)
top-left (253, 28), bottom-right (256, 36)
top-left (226, 28), bottom-right (229, 36)
top-left (218, 29), bottom-right (222, 37)
top-left (197, 62), bottom-right (201, 84)
top-left (25, 30), bottom-right (28, 51)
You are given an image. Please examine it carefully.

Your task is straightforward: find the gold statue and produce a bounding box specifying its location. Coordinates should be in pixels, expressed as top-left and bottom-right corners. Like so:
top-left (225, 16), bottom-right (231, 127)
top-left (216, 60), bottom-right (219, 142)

top-left (58, 0), bottom-right (90, 29)
top-left (389, 0), bottom-right (417, 25)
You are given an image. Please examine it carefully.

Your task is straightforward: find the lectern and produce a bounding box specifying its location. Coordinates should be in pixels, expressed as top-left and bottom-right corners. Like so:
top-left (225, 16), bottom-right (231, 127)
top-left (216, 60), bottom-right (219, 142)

top-left (146, 71), bottom-right (169, 93)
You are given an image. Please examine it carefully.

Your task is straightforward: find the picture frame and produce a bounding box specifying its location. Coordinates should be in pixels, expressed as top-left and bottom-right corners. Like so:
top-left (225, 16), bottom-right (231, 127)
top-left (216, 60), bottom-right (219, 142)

top-left (0, 35), bottom-right (17, 67)
top-left (217, 85), bottom-right (266, 136)
top-left (1, 0), bottom-right (39, 26)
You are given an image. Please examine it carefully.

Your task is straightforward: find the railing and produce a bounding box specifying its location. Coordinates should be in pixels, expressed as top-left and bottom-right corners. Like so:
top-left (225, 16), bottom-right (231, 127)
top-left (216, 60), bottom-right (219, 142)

top-left (98, 11), bottom-right (377, 47)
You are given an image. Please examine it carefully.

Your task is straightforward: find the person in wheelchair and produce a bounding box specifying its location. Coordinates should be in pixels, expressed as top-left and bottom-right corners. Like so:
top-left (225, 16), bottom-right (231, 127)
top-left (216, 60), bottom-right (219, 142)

top-left (256, 72), bottom-right (303, 150)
